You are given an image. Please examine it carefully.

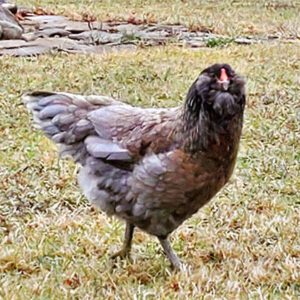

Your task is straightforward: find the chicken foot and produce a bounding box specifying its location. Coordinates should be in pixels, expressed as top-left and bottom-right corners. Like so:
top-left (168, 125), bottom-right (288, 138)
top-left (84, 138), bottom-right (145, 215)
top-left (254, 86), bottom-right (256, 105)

top-left (111, 222), bottom-right (135, 259)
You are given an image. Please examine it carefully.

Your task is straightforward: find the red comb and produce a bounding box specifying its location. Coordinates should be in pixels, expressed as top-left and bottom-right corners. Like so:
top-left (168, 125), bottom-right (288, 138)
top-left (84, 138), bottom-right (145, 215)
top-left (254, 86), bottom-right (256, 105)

top-left (220, 68), bottom-right (228, 81)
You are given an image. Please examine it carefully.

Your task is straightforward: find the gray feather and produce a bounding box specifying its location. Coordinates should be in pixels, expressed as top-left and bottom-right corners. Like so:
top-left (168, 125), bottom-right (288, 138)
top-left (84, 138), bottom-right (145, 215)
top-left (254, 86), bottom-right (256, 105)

top-left (85, 136), bottom-right (131, 161)
top-left (52, 113), bottom-right (75, 126)
top-left (42, 125), bottom-right (60, 136)
top-left (38, 105), bottom-right (68, 119)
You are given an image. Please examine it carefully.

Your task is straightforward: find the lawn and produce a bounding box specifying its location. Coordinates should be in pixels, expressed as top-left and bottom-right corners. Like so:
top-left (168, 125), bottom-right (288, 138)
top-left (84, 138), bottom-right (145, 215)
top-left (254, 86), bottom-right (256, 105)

top-left (0, 1), bottom-right (299, 299)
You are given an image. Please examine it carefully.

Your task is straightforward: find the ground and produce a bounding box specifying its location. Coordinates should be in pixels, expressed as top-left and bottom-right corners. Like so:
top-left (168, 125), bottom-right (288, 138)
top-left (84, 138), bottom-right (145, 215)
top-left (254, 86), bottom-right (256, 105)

top-left (0, 1), bottom-right (300, 299)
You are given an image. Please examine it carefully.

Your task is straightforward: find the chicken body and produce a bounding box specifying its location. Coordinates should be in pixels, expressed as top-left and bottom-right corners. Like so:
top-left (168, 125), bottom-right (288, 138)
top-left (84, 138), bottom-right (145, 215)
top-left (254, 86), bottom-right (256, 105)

top-left (24, 64), bottom-right (246, 269)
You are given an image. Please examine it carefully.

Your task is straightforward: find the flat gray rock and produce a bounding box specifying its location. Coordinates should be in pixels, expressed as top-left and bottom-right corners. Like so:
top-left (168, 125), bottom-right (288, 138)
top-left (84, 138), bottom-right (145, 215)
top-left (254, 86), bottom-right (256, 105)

top-left (33, 28), bottom-right (71, 38)
top-left (0, 38), bottom-right (26, 48)
top-left (0, 44), bottom-right (50, 56)
top-left (0, 5), bottom-right (23, 39)
top-left (1, 1), bottom-right (17, 14)
top-left (0, 9), bottom-right (278, 56)
top-left (183, 40), bottom-right (206, 47)
top-left (145, 24), bottom-right (187, 34)
top-left (64, 21), bottom-right (109, 33)
top-left (136, 30), bottom-right (169, 40)
top-left (69, 31), bottom-right (122, 44)
top-left (30, 37), bottom-right (94, 53)
top-left (235, 37), bottom-right (257, 44)
top-left (113, 24), bottom-right (140, 34)
top-left (25, 15), bottom-right (67, 24)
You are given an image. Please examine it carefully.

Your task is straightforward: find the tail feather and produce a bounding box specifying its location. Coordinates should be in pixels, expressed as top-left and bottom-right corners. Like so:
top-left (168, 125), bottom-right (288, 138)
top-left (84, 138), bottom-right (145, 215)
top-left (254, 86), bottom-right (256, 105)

top-left (23, 91), bottom-right (100, 164)
top-left (24, 91), bottom-right (134, 165)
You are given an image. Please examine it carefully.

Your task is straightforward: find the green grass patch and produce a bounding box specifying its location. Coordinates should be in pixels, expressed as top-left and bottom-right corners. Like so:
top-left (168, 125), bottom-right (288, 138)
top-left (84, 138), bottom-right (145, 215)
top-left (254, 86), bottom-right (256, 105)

top-left (206, 37), bottom-right (234, 47)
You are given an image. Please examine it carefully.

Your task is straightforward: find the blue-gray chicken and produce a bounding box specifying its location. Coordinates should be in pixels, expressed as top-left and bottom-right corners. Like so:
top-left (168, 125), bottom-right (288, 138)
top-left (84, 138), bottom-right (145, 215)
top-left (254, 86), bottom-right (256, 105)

top-left (23, 64), bottom-right (246, 270)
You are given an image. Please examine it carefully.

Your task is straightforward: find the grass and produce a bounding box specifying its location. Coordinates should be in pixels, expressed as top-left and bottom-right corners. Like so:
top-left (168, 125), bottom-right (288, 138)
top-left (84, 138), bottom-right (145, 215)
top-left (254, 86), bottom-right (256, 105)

top-left (206, 37), bottom-right (235, 47)
top-left (1, 1), bottom-right (300, 299)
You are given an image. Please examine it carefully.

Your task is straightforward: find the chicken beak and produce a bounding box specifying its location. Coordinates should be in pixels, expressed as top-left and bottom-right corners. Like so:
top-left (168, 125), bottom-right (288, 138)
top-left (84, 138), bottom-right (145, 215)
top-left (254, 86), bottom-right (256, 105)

top-left (219, 68), bottom-right (229, 91)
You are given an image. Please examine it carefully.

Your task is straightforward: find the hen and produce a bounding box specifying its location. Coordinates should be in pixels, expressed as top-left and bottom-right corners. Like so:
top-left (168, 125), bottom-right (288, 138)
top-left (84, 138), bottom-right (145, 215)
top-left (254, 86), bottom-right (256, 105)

top-left (24, 64), bottom-right (246, 270)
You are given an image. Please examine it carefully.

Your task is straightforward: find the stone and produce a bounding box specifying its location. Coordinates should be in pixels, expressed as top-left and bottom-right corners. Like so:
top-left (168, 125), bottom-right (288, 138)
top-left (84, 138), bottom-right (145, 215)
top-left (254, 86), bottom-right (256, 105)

top-left (0, 38), bottom-right (25, 48)
top-left (234, 37), bottom-right (256, 45)
top-left (0, 44), bottom-right (50, 56)
top-left (25, 15), bottom-right (67, 24)
top-left (31, 37), bottom-right (79, 49)
top-left (33, 28), bottom-right (71, 38)
top-left (1, 1), bottom-right (17, 15)
top-left (0, 8), bottom-right (274, 56)
top-left (64, 21), bottom-right (109, 33)
top-left (113, 23), bottom-right (140, 34)
top-left (0, 5), bottom-right (23, 39)
top-left (69, 31), bottom-right (122, 44)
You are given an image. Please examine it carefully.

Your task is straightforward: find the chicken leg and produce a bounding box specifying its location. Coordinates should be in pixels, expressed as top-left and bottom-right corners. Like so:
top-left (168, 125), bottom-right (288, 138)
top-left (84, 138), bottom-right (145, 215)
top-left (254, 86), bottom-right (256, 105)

top-left (159, 237), bottom-right (182, 270)
top-left (111, 222), bottom-right (135, 259)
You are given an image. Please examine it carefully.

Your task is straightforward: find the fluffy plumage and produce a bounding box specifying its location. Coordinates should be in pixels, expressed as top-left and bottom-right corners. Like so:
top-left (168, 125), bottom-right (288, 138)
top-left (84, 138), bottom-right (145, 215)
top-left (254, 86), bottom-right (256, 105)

top-left (23, 63), bottom-right (246, 270)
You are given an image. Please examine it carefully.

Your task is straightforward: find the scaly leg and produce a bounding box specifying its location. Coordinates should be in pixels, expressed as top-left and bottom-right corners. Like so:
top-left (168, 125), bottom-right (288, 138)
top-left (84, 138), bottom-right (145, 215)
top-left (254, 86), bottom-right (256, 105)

top-left (111, 222), bottom-right (135, 259)
top-left (159, 237), bottom-right (182, 270)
